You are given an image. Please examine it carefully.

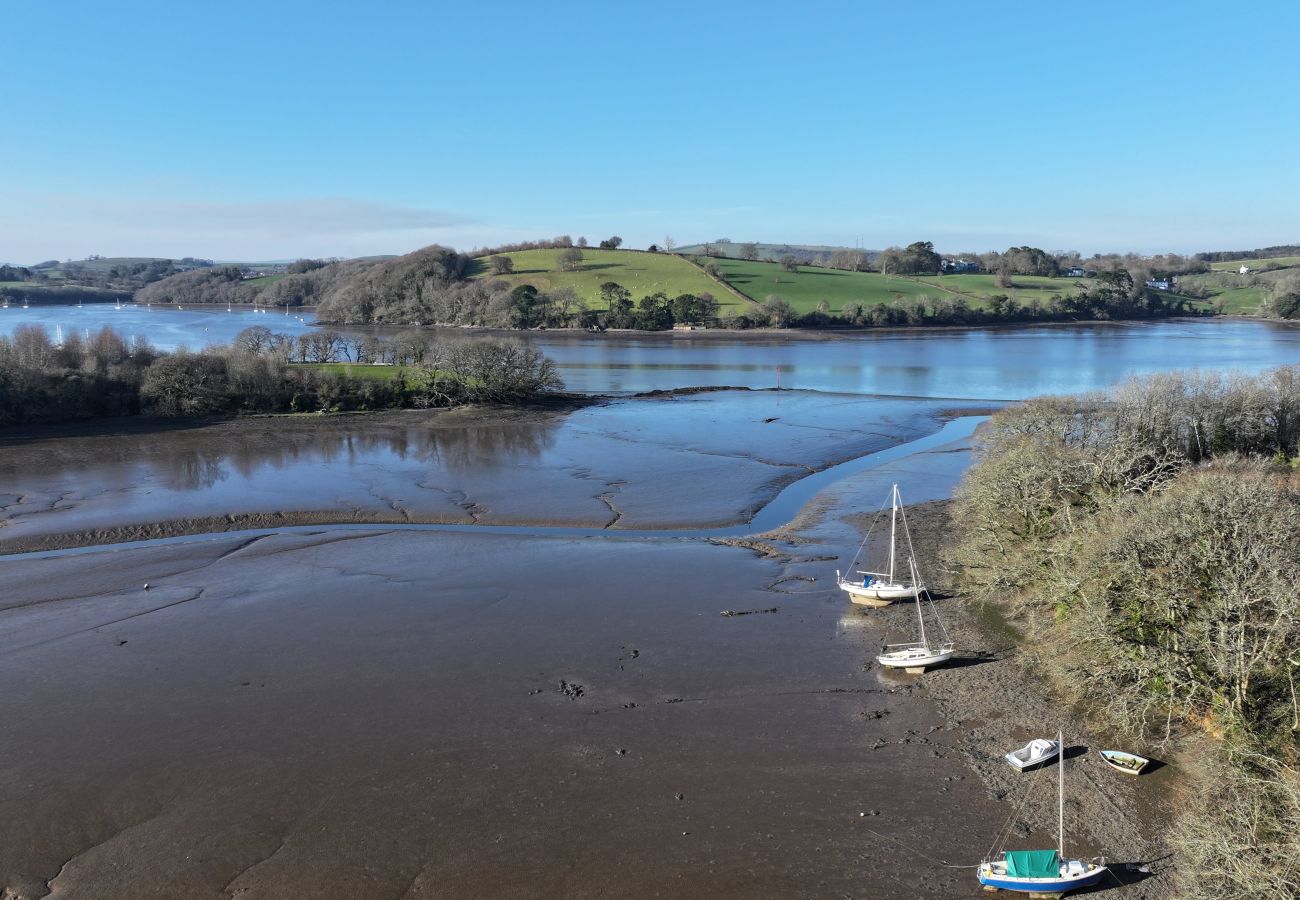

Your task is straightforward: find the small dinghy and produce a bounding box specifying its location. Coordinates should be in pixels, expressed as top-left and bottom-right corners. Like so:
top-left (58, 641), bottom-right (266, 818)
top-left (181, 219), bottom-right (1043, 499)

top-left (1006, 738), bottom-right (1060, 771)
top-left (837, 484), bottom-right (922, 607)
top-left (1099, 749), bottom-right (1149, 775)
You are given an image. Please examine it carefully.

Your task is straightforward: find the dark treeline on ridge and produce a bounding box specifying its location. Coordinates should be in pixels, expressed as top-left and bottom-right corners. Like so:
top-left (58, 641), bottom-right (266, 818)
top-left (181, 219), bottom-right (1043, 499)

top-left (0, 323), bottom-right (562, 426)
top-left (947, 368), bottom-right (1300, 897)
top-left (1196, 243), bottom-right (1300, 263)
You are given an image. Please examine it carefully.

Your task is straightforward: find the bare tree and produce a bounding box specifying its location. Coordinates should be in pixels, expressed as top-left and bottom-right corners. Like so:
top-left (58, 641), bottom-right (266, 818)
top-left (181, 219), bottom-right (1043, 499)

top-left (557, 248), bottom-right (585, 272)
top-left (235, 325), bottom-right (276, 355)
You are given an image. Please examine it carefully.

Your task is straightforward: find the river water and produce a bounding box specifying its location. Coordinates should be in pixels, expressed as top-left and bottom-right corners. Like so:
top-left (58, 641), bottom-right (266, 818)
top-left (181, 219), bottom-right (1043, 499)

top-left (3, 303), bottom-right (1299, 397)
top-left (0, 307), bottom-right (1295, 897)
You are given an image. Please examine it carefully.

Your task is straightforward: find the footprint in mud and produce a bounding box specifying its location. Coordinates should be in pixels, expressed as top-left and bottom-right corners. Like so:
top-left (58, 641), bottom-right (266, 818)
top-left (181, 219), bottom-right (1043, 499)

top-left (617, 645), bottom-right (640, 670)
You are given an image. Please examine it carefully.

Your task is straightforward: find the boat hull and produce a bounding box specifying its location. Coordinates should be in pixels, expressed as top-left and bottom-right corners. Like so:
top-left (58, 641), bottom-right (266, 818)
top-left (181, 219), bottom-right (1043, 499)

top-left (1099, 750), bottom-right (1149, 775)
top-left (876, 647), bottom-right (953, 671)
top-left (977, 867), bottom-right (1106, 895)
top-left (1005, 741), bottom-right (1060, 770)
top-left (838, 579), bottom-right (912, 606)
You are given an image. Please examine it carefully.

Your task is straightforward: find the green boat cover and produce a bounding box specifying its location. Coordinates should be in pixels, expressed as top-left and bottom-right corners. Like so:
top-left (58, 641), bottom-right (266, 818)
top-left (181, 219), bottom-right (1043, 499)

top-left (1005, 850), bottom-right (1060, 878)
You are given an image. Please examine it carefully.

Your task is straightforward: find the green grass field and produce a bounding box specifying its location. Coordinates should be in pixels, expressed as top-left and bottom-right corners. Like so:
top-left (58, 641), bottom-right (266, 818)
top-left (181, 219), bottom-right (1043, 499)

top-left (1210, 287), bottom-right (1269, 314)
top-left (1209, 255), bottom-right (1300, 272)
top-left (469, 248), bottom-right (750, 310)
top-left (241, 274), bottom-right (289, 286)
top-left (713, 258), bottom-right (1087, 314)
top-left (1176, 266), bottom-right (1299, 315)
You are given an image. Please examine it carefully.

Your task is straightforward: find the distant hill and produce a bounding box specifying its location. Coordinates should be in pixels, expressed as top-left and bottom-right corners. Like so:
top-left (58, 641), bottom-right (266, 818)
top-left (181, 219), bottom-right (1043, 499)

top-left (675, 241), bottom-right (880, 264)
top-left (469, 248), bottom-right (750, 310)
top-left (15, 256), bottom-right (216, 299)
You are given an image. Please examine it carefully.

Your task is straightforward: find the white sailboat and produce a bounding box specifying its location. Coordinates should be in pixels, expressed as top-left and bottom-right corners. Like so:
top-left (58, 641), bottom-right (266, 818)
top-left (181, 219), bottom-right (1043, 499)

top-left (978, 731), bottom-right (1107, 895)
top-left (875, 557), bottom-right (954, 672)
top-left (837, 484), bottom-right (921, 607)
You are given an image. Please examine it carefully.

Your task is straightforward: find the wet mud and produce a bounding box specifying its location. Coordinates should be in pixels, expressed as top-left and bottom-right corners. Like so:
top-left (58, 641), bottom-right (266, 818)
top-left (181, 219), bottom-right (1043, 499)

top-left (0, 393), bottom-right (1170, 898)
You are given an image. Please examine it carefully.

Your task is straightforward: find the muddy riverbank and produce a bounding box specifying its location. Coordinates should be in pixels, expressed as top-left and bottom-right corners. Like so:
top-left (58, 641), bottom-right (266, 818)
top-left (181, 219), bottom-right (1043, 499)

top-left (0, 392), bottom-right (992, 554)
top-left (0, 398), bottom-right (1171, 898)
top-left (857, 500), bottom-right (1173, 897)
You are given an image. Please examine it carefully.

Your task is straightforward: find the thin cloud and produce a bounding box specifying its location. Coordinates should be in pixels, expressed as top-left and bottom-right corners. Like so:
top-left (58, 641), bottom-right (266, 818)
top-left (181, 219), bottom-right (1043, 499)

top-left (2, 194), bottom-right (479, 260)
top-left (43, 195), bottom-right (475, 235)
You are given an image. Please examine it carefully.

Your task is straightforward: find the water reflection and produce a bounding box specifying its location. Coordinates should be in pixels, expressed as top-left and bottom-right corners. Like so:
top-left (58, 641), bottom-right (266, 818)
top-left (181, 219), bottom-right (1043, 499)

top-left (162, 454), bottom-right (229, 491)
top-left (0, 303), bottom-right (318, 352)
top-left (4, 307), bottom-right (1300, 400)
top-left (4, 419), bottom-right (561, 499)
top-left (508, 321), bottom-right (1300, 397)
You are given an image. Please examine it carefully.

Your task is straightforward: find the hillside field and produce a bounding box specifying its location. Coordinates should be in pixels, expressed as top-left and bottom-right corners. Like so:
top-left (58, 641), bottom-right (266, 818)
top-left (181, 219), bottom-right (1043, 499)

top-left (468, 249), bottom-right (750, 310)
top-left (713, 258), bottom-right (1089, 314)
top-left (675, 241), bottom-right (877, 264)
top-left (1209, 255), bottom-right (1300, 272)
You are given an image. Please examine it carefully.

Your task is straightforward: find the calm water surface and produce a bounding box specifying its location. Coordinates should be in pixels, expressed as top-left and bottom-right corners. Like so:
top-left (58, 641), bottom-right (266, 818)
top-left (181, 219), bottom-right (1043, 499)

top-left (3, 305), bottom-right (1298, 399)
top-left (516, 321), bottom-right (1300, 397)
top-left (0, 302), bottom-right (316, 351)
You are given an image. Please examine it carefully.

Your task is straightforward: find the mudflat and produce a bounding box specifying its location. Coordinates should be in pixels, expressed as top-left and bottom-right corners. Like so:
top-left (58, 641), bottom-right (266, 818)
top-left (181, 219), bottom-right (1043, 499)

top-left (0, 397), bottom-right (1166, 898)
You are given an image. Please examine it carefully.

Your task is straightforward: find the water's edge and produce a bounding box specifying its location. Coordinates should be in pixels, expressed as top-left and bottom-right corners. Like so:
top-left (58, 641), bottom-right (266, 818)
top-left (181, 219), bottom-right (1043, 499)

top-left (1, 416), bottom-right (983, 561)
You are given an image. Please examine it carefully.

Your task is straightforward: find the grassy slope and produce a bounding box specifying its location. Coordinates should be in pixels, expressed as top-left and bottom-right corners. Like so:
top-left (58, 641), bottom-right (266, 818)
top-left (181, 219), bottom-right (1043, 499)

top-left (1194, 257), bottom-right (1300, 314)
top-left (714, 258), bottom-right (1087, 314)
top-left (1179, 266), bottom-right (1299, 315)
top-left (675, 242), bottom-right (872, 263)
top-left (1209, 255), bottom-right (1300, 271)
top-left (468, 249), bottom-right (749, 310)
top-left (31, 257), bottom-right (171, 276)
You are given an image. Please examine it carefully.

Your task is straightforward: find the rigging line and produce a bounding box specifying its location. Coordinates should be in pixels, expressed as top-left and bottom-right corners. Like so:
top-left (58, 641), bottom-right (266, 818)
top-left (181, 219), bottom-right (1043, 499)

top-left (895, 495), bottom-right (955, 644)
top-left (859, 828), bottom-right (981, 869)
top-left (844, 494), bottom-right (891, 573)
top-left (984, 769), bottom-right (1040, 861)
top-left (988, 770), bottom-right (1039, 859)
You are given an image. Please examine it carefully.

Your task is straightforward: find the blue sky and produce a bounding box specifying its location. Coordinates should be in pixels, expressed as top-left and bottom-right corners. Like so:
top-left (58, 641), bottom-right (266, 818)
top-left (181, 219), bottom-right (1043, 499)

top-left (4, 0), bottom-right (1297, 261)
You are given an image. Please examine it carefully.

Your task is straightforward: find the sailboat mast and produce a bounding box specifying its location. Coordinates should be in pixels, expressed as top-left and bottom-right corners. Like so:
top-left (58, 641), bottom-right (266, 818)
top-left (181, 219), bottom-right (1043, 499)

top-left (888, 485), bottom-right (898, 583)
top-left (1058, 729), bottom-right (1065, 858)
top-left (912, 558), bottom-right (927, 646)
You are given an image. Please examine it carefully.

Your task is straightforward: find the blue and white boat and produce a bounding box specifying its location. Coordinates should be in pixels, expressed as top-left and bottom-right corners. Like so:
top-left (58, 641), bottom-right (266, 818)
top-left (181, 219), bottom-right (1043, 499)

top-left (978, 731), bottom-right (1107, 895)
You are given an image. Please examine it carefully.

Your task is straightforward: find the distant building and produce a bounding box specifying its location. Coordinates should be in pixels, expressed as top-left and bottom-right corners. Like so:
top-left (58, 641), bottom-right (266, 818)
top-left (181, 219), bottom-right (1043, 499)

top-left (1145, 278), bottom-right (1174, 291)
top-left (942, 259), bottom-right (980, 273)
top-left (1065, 266), bottom-right (1087, 277)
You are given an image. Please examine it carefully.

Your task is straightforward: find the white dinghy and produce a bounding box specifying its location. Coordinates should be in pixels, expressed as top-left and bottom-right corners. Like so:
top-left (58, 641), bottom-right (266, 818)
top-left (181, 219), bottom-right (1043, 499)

top-left (875, 558), bottom-right (954, 673)
top-left (837, 484), bottom-right (921, 607)
top-left (1005, 737), bottom-right (1060, 771)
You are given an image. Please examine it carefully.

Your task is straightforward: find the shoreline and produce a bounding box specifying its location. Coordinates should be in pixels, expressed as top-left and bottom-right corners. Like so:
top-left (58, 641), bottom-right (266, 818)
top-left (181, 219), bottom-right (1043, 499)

top-left (0, 401), bottom-right (1174, 896)
top-left (322, 314), bottom-right (1237, 341)
top-left (861, 500), bottom-right (1172, 894)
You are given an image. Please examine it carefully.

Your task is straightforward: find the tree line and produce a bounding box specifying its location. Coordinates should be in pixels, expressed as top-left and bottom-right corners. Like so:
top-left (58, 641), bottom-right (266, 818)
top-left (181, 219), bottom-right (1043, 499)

top-left (947, 367), bottom-right (1300, 898)
top-left (129, 240), bottom-right (1207, 332)
top-left (0, 324), bottom-right (563, 426)
top-left (1196, 243), bottom-right (1300, 263)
